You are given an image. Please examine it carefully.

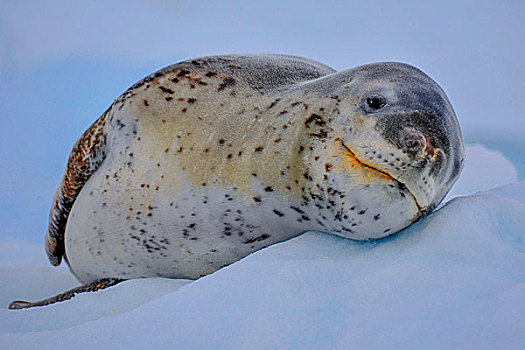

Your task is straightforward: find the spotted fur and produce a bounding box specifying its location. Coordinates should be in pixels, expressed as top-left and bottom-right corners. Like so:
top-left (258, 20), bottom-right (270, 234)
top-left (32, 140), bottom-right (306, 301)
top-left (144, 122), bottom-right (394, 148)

top-left (45, 54), bottom-right (464, 282)
top-left (46, 112), bottom-right (109, 265)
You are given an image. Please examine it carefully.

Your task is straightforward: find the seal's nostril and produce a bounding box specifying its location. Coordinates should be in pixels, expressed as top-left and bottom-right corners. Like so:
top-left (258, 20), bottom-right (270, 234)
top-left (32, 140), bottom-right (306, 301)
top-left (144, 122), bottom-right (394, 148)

top-left (401, 131), bottom-right (426, 158)
top-left (405, 137), bottom-right (422, 149)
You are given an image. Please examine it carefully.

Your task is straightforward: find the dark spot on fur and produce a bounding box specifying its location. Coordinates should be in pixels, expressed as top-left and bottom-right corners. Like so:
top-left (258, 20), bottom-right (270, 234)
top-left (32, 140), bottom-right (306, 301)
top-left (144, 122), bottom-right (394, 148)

top-left (290, 206), bottom-right (304, 214)
top-left (304, 113), bottom-right (326, 127)
top-left (178, 70), bottom-right (190, 77)
top-left (244, 234), bottom-right (270, 244)
top-left (253, 196), bottom-right (262, 202)
top-left (310, 130), bottom-right (328, 138)
top-left (254, 146), bottom-right (264, 152)
top-left (273, 209), bottom-right (284, 217)
top-left (264, 186), bottom-right (273, 192)
top-left (159, 86), bottom-right (174, 94)
top-left (143, 100), bottom-right (149, 106)
top-left (267, 99), bottom-right (280, 110)
top-left (205, 71), bottom-right (217, 77)
top-left (187, 98), bottom-right (197, 104)
top-left (218, 77), bottom-right (236, 91)
top-left (116, 119), bottom-right (126, 129)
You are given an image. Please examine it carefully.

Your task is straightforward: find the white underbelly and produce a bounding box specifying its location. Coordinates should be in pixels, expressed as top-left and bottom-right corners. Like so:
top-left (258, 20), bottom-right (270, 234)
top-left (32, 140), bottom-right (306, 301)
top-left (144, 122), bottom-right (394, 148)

top-left (64, 161), bottom-right (306, 283)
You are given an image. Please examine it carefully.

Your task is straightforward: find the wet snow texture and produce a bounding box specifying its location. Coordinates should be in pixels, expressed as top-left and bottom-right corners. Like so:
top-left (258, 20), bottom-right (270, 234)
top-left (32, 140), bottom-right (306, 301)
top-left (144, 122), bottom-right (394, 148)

top-left (1, 145), bottom-right (523, 350)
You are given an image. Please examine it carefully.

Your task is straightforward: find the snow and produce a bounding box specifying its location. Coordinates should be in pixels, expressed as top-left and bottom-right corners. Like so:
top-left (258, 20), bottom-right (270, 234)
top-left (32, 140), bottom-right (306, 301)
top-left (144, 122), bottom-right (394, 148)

top-left (444, 143), bottom-right (518, 201)
top-left (1, 144), bottom-right (524, 350)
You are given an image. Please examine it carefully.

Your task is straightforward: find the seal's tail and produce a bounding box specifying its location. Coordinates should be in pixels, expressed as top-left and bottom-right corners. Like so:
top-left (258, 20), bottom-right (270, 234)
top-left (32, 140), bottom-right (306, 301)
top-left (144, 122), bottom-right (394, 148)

top-left (8, 278), bottom-right (124, 310)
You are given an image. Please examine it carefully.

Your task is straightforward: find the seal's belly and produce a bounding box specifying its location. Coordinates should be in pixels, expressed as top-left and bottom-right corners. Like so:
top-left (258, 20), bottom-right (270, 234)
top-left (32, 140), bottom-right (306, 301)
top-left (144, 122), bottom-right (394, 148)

top-left (64, 156), bottom-right (306, 282)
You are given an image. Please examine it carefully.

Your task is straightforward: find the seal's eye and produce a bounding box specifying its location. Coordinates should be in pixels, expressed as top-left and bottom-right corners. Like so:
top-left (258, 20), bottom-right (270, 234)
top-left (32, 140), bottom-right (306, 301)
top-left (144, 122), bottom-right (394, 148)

top-left (366, 96), bottom-right (386, 111)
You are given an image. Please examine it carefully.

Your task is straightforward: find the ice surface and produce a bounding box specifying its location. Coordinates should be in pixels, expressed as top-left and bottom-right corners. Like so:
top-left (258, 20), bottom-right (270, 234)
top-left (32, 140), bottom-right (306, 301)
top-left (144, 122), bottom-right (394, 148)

top-left (444, 143), bottom-right (518, 201)
top-left (1, 144), bottom-right (523, 349)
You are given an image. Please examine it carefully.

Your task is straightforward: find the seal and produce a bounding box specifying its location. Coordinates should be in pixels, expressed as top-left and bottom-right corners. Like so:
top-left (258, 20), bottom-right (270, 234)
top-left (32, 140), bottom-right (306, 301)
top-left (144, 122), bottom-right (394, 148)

top-left (10, 54), bottom-right (464, 309)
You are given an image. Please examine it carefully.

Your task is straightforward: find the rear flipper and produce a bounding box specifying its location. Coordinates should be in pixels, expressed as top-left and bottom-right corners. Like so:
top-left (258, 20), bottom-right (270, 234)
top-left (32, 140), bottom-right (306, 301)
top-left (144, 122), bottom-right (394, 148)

top-left (8, 278), bottom-right (124, 310)
top-left (46, 112), bottom-right (109, 267)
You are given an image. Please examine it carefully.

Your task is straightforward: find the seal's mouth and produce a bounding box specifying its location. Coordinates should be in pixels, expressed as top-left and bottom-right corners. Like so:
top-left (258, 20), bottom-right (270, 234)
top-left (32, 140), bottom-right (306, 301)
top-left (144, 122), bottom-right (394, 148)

top-left (341, 142), bottom-right (427, 218)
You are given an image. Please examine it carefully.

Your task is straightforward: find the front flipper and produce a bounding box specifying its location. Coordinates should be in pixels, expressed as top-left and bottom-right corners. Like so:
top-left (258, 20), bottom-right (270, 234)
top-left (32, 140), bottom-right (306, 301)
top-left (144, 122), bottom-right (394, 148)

top-left (8, 278), bottom-right (125, 310)
top-left (45, 112), bottom-right (109, 266)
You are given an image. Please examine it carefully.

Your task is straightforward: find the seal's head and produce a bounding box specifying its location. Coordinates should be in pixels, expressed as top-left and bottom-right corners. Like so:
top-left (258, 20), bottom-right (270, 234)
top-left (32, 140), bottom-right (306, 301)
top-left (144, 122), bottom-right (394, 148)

top-left (300, 62), bottom-right (464, 239)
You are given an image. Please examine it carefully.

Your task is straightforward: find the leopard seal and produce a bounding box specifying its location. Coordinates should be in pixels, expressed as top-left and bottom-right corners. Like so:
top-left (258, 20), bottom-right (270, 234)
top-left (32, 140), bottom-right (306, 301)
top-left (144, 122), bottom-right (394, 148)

top-left (42, 54), bottom-right (464, 286)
